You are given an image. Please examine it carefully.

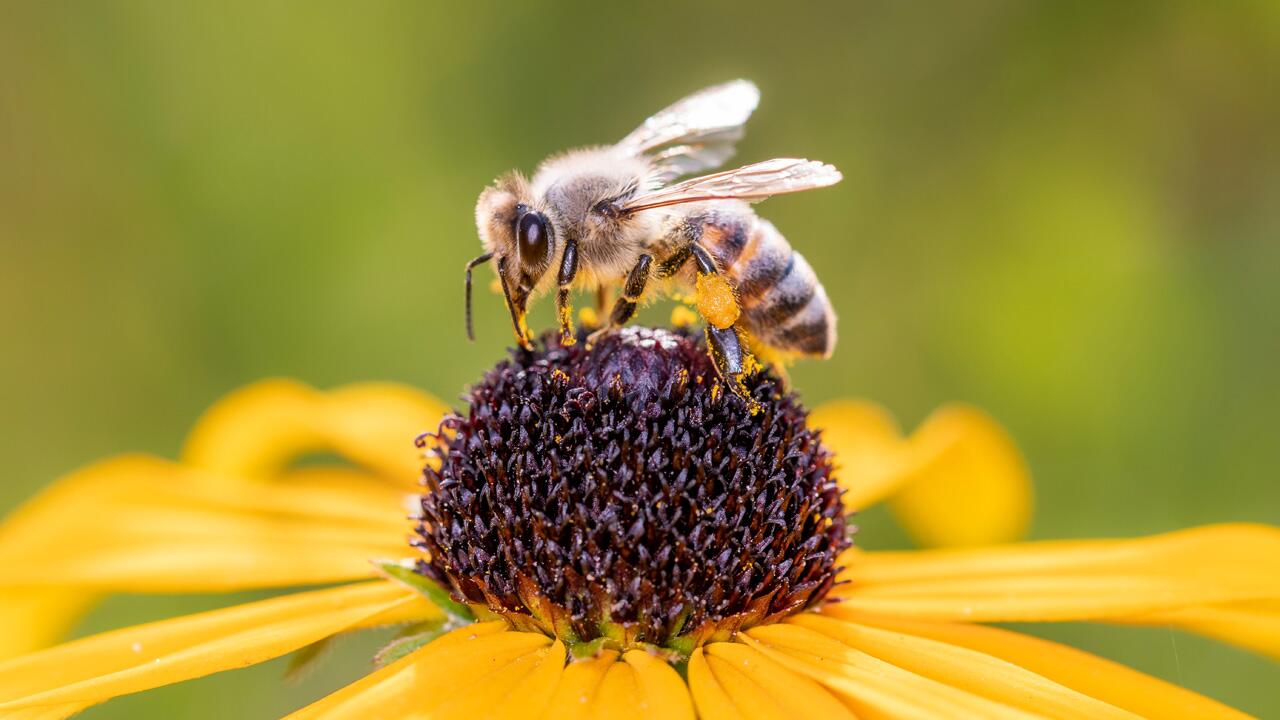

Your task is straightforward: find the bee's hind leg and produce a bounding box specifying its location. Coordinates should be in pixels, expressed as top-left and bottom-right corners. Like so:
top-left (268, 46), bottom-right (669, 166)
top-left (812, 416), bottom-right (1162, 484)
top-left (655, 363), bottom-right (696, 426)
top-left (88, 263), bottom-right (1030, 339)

top-left (586, 254), bottom-right (652, 348)
top-left (688, 244), bottom-right (761, 412)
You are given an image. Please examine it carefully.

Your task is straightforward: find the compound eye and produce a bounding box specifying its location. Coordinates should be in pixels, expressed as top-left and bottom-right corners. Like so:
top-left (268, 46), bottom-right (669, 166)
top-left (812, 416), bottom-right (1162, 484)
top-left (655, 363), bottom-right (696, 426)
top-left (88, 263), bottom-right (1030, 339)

top-left (516, 211), bottom-right (551, 268)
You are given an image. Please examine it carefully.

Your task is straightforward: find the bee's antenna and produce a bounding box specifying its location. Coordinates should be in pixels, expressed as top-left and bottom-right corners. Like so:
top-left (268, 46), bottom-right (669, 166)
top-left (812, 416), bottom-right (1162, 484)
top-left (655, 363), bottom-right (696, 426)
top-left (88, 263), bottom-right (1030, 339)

top-left (464, 252), bottom-right (494, 341)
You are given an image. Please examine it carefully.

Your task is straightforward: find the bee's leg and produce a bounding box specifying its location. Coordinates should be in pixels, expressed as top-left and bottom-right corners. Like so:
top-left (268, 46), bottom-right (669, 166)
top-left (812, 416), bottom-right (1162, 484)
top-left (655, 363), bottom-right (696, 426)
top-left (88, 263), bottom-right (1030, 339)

top-left (595, 285), bottom-right (609, 315)
top-left (556, 238), bottom-right (579, 344)
top-left (688, 244), bottom-right (759, 411)
top-left (654, 245), bottom-right (692, 278)
top-left (497, 256), bottom-right (533, 350)
top-left (586, 254), bottom-right (652, 348)
top-left (611, 253), bottom-right (653, 326)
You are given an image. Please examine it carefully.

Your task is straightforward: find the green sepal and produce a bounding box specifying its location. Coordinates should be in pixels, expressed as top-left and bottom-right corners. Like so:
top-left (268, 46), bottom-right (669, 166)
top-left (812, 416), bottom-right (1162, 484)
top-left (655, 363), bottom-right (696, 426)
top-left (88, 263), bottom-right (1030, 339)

top-left (596, 619), bottom-right (626, 645)
top-left (283, 636), bottom-right (334, 684)
top-left (374, 559), bottom-right (475, 623)
top-left (568, 636), bottom-right (621, 660)
top-left (630, 640), bottom-right (688, 665)
top-left (373, 619), bottom-right (449, 667)
top-left (665, 634), bottom-right (696, 659)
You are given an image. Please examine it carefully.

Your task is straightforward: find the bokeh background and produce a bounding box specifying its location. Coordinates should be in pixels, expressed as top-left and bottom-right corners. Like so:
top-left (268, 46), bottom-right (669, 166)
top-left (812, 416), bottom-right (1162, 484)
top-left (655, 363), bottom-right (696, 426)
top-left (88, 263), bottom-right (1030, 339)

top-left (2, 1), bottom-right (1277, 716)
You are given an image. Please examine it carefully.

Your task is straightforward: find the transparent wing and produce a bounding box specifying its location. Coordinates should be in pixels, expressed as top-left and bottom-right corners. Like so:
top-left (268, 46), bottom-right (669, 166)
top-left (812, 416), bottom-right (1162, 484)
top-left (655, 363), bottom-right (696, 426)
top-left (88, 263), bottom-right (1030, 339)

top-left (615, 80), bottom-right (761, 183)
top-left (619, 158), bottom-right (842, 213)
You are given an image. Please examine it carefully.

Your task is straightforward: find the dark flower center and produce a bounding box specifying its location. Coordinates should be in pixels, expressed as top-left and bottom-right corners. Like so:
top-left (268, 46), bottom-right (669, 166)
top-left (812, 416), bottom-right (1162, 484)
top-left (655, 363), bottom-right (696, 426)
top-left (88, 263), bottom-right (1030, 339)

top-left (413, 327), bottom-right (850, 653)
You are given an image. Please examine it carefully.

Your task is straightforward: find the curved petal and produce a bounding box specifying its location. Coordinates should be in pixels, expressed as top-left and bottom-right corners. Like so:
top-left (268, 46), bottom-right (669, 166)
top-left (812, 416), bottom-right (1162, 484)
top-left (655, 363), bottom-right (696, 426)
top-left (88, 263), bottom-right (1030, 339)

top-left (808, 400), bottom-right (904, 510)
top-left (703, 641), bottom-right (855, 719)
top-left (789, 612), bottom-right (1138, 719)
top-left (741, 623), bottom-right (1040, 719)
top-left (889, 405), bottom-right (1032, 548)
top-left (697, 654), bottom-right (783, 719)
top-left (688, 648), bottom-right (747, 720)
top-left (593, 659), bottom-right (645, 719)
top-left (182, 379), bottom-right (447, 484)
top-left (488, 638), bottom-right (568, 719)
top-left (543, 650), bottom-right (618, 720)
top-left (0, 591), bottom-right (97, 661)
top-left (0, 581), bottom-right (432, 716)
top-left (825, 608), bottom-right (1252, 720)
top-left (1117, 599), bottom-right (1280, 661)
top-left (810, 401), bottom-right (1031, 547)
top-left (835, 524), bottom-right (1280, 635)
top-left (284, 622), bottom-right (551, 719)
top-left (0, 456), bottom-right (410, 593)
top-left (621, 650), bottom-right (696, 720)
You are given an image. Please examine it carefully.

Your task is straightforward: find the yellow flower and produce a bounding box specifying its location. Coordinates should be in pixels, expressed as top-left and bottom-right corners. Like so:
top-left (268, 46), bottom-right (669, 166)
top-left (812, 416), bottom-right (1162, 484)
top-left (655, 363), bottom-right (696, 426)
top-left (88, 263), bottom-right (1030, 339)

top-left (0, 330), bottom-right (1275, 719)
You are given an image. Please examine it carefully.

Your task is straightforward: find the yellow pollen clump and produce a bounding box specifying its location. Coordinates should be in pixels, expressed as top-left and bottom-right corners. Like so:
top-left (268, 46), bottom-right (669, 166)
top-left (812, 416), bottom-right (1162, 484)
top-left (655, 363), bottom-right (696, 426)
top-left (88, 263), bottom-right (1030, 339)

top-left (578, 306), bottom-right (599, 328)
top-left (695, 274), bottom-right (740, 329)
top-left (558, 304), bottom-right (577, 345)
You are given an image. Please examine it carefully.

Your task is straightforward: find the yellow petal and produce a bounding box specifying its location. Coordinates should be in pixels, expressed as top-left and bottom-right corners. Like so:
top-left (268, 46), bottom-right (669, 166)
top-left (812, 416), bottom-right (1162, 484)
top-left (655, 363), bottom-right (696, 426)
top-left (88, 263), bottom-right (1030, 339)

top-left (0, 708), bottom-right (87, 720)
top-left (791, 612), bottom-right (1137, 719)
top-left (889, 405), bottom-right (1032, 547)
top-left (0, 456), bottom-right (409, 592)
top-left (182, 379), bottom-right (323, 479)
top-left (622, 649), bottom-right (696, 720)
top-left (284, 621), bottom-right (518, 719)
top-left (705, 642), bottom-right (855, 720)
top-left (808, 400), bottom-right (903, 511)
top-left (541, 650), bottom-right (618, 720)
top-left (742, 623), bottom-right (1039, 719)
top-left (830, 609), bottom-right (1251, 720)
top-left (701, 655), bottom-right (778, 718)
top-left (489, 639), bottom-right (567, 720)
top-left (592, 658), bottom-right (645, 720)
top-left (0, 470), bottom-right (105, 656)
top-left (687, 648), bottom-right (747, 720)
top-left (426, 644), bottom-right (553, 717)
top-left (182, 379), bottom-right (446, 483)
top-left (0, 581), bottom-right (422, 713)
top-left (810, 401), bottom-right (1031, 547)
top-left (836, 524), bottom-right (1280, 628)
top-left (0, 590), bottom-right (97, 661)
top-left (1119, 599), bottom-right (1280, 661)
top-left (323, 383), bottom-right (451, 482)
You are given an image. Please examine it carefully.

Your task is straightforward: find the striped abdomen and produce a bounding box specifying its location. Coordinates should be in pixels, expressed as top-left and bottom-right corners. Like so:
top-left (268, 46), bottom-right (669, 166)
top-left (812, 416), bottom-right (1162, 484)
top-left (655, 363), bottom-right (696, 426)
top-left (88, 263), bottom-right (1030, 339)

top-left (697, 211), bottom-right (836, 358)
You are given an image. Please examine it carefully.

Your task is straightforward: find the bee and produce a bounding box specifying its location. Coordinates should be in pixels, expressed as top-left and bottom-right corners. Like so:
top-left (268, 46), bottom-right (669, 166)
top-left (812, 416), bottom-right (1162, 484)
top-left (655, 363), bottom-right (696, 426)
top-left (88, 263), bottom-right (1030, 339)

top-left (466, 80), bottom-right (840, 401)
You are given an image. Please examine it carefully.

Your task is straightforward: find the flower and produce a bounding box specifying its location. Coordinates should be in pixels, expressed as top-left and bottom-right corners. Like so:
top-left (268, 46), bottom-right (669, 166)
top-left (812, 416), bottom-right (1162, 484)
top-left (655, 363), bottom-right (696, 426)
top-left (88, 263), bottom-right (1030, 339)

top-left (0, 328), bottom-right (1275, 719)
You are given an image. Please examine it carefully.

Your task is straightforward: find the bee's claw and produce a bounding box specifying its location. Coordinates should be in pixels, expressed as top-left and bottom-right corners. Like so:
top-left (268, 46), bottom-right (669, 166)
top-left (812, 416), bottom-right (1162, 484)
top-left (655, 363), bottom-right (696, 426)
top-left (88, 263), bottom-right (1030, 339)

top-left (585, 327), bottom-right (611, 350)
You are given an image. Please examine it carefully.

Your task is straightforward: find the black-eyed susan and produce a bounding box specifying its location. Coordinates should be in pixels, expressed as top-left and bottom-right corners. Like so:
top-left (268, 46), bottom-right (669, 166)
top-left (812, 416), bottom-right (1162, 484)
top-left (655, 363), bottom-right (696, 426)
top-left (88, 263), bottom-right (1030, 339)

top-left (0, 327), bottom-right (1276, 719)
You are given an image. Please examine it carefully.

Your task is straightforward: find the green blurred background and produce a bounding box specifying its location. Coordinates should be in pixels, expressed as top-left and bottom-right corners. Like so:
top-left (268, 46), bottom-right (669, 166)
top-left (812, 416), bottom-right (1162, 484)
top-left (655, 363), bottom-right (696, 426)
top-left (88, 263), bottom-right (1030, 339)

top-left (2, 1), bottom-right (1277, 716)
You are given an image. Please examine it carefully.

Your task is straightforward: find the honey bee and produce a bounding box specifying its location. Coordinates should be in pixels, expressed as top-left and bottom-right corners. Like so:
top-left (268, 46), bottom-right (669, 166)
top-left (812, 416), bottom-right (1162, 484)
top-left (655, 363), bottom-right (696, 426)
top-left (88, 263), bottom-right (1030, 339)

top-left (467, 80), bottom-right (840, 400)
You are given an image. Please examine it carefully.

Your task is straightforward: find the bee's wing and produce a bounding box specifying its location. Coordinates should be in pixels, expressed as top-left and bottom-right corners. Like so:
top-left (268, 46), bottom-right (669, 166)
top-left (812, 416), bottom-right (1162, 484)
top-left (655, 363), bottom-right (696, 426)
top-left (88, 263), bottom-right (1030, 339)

top-left (619, 158), bottom-right (842, 213)
top-left (614, 80), bottom-right (760, 184)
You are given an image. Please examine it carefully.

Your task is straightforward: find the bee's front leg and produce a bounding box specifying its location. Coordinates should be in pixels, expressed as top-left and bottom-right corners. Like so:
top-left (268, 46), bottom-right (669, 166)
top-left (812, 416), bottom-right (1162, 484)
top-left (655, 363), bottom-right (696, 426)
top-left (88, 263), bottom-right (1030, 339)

top-left (556, 238), bottom-right (579, 345)
top-left (496, 257), bottom-right (534, 351)
top-left (586, 254), bottom-right (652, 349)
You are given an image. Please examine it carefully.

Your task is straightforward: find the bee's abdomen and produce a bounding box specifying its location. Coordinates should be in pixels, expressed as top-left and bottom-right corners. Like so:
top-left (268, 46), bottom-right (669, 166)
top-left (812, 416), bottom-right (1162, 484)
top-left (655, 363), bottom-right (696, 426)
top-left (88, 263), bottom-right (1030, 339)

top-left (702, 216), bottom-right (836, 358)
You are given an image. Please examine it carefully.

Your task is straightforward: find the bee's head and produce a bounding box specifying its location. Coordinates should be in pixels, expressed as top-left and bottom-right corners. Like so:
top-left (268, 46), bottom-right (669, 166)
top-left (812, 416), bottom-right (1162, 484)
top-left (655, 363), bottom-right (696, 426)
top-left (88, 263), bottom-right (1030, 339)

top-left (471, 172), bottom-right (556, 344)
top-left (476, 172), bottom-right (557, 288)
